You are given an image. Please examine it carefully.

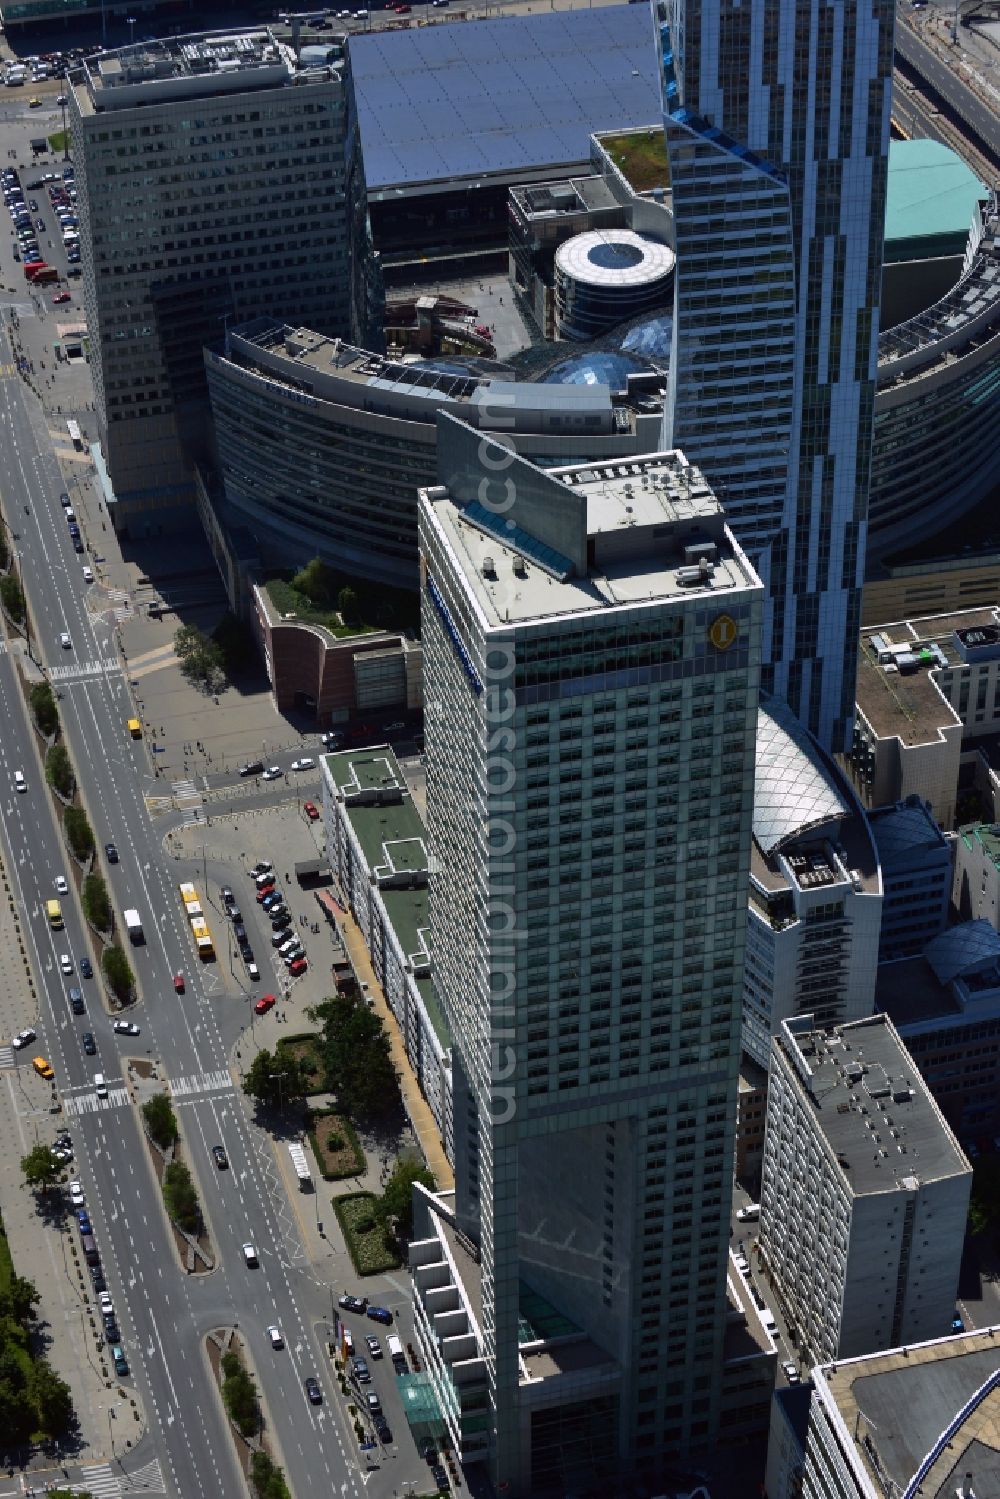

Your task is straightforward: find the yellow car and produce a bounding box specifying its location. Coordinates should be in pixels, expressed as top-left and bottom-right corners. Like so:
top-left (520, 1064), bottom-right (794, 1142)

top-left (32, 1056), bottom-right (54, 1080)
top-left (28, 96), bottom-right (42, 107)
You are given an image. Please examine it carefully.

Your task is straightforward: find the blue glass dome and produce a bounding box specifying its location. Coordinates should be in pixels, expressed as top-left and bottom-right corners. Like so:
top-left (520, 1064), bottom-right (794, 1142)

top-left (619, 314), bottom-right (673, 359)
top-left (407, 356), bottom-right (512, 379)
top-left (538, 350), bottom-right (657, 388)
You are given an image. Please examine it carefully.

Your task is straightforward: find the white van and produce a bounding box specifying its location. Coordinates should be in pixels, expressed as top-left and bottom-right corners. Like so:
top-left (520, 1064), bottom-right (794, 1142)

top-left (14, 770), bottom-right (26, 793)
top-left (94, 1072), bottom-right (107, 1098)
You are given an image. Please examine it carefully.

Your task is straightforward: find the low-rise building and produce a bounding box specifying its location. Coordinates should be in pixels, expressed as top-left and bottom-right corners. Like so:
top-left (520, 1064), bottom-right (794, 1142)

top-left (760, 1014), bottom-right (971, 1365)
top-left (322, 745), bottom-right (451, 1156)
top-left (801, 1327), bottom-right (1000, 1499)
top-left (850, 606), bottom-right (1000, 829)
top-left (869, 796), bottom-right (952, 961)
top-left (742, 696), bottom-right (882, 1072)
top-left (877, 918), bottom-right (1000, 1144)
top-left (954, 820), bottom-right (1000, 926)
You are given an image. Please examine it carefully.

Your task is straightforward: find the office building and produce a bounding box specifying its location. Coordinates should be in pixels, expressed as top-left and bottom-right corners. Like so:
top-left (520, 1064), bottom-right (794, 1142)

top-left (760, 1014), bottom-right (971, 1365)
top-left (869, 797), bottom-right (951, 961)
top-left (878, 918), bottom-right (1000, 1144)
top-left (954, 821), bottom-right (1000, 928)
top-left (70, 29), bottom-right (349, 533)
top-left (743, 696), bottom-right (882, 1072)
top-left (412, 415), bottom-right (763, 1493)
top-left (851, 606), bottom-right (1000, 830)
top-left (656, 0), bottom-right (895, 751)
top-left (322, 745), bottom-right (451, 1156)
top-left (799, 1327), bottom-right (1000, 1499)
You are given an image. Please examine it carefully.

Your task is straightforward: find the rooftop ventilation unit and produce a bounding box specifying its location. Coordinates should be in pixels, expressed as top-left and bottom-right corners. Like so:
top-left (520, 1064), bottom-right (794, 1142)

top-left (482, 556), bottom-right (496, 578)
top-left (512, 556), bottom-right (527, 578)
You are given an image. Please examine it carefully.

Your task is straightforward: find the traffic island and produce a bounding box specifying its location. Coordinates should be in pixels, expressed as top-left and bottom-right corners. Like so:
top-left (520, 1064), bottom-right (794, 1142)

top-left (205, 1328), bottom-right (291, 1499)
top-left (139, 1091), bottom-right (214, 1273)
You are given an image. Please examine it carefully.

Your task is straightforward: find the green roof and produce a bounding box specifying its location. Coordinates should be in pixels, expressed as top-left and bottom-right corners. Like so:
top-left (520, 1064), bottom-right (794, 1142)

top-left (884, 139), bottom-right (988, 262)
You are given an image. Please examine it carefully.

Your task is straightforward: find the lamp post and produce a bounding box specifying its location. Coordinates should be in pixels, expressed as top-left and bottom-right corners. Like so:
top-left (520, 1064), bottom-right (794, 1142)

top-left (126, 14), bottom-right (136, 47)
top-left (269, 1071), bottom-right (286, 1114)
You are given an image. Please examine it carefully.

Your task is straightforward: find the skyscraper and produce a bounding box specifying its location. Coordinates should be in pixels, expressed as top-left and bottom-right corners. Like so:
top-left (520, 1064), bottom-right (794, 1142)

top-left (657, 0), bottom-right (895, 750)
top-left (415, 414), bottom-right (763, 1492)
top-left (69, 28), bottom-right (349, 534)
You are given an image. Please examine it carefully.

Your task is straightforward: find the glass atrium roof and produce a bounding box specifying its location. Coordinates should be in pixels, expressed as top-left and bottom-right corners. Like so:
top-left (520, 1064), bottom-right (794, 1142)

top-left (925, 919), bottom-right (1000, 985)
top-left (753, 696), bottom-right (849, 856)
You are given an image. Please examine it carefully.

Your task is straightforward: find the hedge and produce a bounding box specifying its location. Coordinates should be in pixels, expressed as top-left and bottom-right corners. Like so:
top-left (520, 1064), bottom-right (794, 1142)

top-left (333, 1192), bottom-right (401, 1277)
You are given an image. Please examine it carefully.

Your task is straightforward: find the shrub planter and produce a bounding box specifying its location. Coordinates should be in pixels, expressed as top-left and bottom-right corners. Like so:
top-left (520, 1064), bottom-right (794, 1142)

top-left (334, 1192), bottom-right (401, 1277)
top-left (306, 1107), bottom-right (365, 1181)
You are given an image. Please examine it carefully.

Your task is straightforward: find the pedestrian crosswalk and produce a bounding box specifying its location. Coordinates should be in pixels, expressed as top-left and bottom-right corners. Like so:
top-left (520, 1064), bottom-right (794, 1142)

top-left (62, 1084), bottom-right (130, 1117)
top-left (169, 1068), bottom-right (233, 1098)
top-left (48, 657), bottom-right (120, 683)
top-left (0, 1044), bottom-right (14, 1070)
top-left (66, 1462), bottom-right (120, 1497)
top-left (172, 777), bottom-right (204, 825)
top-left (108, 587), bottom-right (131, 623)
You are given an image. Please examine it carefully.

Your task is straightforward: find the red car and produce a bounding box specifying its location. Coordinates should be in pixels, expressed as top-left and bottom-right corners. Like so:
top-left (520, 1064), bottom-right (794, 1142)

top-left (303, 801), bottom-right (319, 822)
top-left (256, 882), bottom-right (276, 903)
top-left (288, 958), bottom-right (308, 977)
top-left (255, 995), bottom-right (277, 1016)
top-left (52, 291), bottom-right (71, 304)
top-left (173, 973), bottom-right (184, 993)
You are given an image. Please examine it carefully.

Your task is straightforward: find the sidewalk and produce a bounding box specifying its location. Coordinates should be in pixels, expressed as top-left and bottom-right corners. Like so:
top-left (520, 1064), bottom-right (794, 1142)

top-left (0, 855), bottom-right (132, 1469)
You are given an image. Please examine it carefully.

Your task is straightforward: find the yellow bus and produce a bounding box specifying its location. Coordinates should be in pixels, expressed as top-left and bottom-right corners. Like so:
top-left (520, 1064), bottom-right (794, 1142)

top-left (46, 898), bottom-right (63, 929)
top-left (190, 916), bottom-right (215, 961)
top-left (127, 718), bottom-right (142, 739)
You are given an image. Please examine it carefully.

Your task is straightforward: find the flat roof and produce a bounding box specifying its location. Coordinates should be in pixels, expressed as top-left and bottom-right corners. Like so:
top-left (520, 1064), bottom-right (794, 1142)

top-left (425, 448), bottom-right (760, 628)
top-left (855, 610), bottom-right (997, 745)
top-left (817, 1329), bottom-right (1000, 1499)
top-left (884, 138), bottom-right (989, 255)
top-left (777, 1014), bottom-right (969, 1196)
top-left (876, 956), bottom-right (962, 1029)
top-left (347, 8), bottom-right (661, 192)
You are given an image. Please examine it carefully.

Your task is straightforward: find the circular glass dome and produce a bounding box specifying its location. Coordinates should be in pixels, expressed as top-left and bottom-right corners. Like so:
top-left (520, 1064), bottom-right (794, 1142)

top-left (406, 355), bottom-right (512, 379)
top-left (587, 240), bottom-right (646, 272)
top-left (539, 351), bottom-right (658, 388)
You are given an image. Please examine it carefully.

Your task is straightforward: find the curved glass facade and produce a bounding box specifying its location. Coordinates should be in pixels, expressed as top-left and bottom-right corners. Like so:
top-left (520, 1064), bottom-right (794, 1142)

top-left (539, 351), bottom-right (657, 387)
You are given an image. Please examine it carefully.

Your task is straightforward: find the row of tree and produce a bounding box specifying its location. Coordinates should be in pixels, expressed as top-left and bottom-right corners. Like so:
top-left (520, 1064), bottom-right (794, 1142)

top-left (0, 1212), bottom-right (74, 1443)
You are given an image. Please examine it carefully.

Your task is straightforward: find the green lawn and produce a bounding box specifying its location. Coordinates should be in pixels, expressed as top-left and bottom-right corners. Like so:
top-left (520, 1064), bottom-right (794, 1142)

top-left (334, 1193), bottom-right (401, 1276)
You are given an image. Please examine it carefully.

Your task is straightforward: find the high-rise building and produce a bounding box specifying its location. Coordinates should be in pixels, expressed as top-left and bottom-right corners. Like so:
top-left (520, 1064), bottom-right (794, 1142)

top-left (760, 1014), bottom-right (971, 1365)
top-left (414, 413), bottom-right (763, 1492)
top-left (657, 0), bottom-right (895, 751)
top-left (69, 29), bottom-right (349, 534)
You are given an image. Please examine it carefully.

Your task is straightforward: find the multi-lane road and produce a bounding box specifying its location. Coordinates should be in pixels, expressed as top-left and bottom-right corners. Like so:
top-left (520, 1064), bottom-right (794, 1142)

top-left (0, 326), bottom-right (373, 1495)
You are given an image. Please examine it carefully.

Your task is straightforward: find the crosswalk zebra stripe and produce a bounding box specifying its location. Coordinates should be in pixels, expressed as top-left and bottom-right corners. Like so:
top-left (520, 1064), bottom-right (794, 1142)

top-left (48, 658), bottom-right (121, 682)
top-left (169, 1069), bottom-right (233, 1097)
top-left (70, 1463), bottom-right (120, 1497)
top-left (62, 1085), bottom-right (131, 1117)
top-left (0, 1044), bottom-right (14, 1070)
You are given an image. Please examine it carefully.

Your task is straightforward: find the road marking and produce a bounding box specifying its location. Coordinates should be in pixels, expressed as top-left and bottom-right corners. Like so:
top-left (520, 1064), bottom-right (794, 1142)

top-left (144, 795), bottom-right (172, 816)
top-left (168, 1068), bottom-right (233, 1097)
top-left (48, 657), bottom-right (121, 682)
top-left (65, 1463), bottom-right (121, 1497)
top-left (120, 1455), bottom-right (166, 1491)
top-left (62, 1085), bottom-right (131, 1116)
top-left (0, 1045), bottom-right (14, 1070)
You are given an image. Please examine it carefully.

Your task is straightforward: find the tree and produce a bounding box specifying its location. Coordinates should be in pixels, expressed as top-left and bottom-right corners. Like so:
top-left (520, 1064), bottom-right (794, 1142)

top-left (337, 586), bottom-right (358, 625)
top-left (0, 525), bottom-right (8, 570)
top-left (162, 1161), bottom-right (201, 1234)
top-left (315, 995), bottom-right (399, 1120)
top-left (250, 1450), bottom-right (292, 1499)
top-left (377, 1157), bottom-right (435, 1240)
top-left (242, 1048), bottom-right (311, 1111)
top-left (31, 1358), bottom-right (73, 1435)
top-left (142, 1092), bottom-right (178, 1150)
top-left (174, 624), bottom-right (225, 693)
top-left (102, 944), bottom-right (134, 1004)
top-left (221, 1352), bottom-right (258, 1437)
top-left (0, 573), bottom-right (25, 625)
top-left (29, 681), bottom-right (59, 737)
top-left (291, 556), bottom-right (336, 607)
top-left (212, 612), bottom-right (256, 675)
top-left (8, 1274), bottom-right (40, 1325)
top-left (45, 743), bottom-right (75, 798)
top-left (21, 1144), bottom-right (62, 1192)
top-left (64, 806), bottom-right (95, 864)
top-left (0, 1371), bottom-right (34, 1444)
top-left (82, 874), bottom-right (112, 934)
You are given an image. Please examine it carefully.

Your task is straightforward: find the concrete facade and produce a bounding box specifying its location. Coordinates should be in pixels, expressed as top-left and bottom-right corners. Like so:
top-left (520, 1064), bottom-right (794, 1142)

top-left (415, 417), bottom-right (763, 1492)
top-left (70, 29), bottom-right (350, 531)
top-left (760, 1014), bottom-right (971, 1366)
top-left (743, 697), bottom-right (882, 1072)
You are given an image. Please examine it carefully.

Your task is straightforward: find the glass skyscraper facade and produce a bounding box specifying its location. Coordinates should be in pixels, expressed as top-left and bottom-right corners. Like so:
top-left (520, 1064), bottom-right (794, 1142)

top-left (657, 0), bottom-right (895, 751)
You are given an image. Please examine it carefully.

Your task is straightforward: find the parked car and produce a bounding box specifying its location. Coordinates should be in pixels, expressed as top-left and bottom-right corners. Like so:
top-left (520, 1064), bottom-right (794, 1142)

top-left (239, 760), bottom-right (264, 778)
top-left (303, 801), bottom-right (319, 820)
top-left (782, 1360), bottom-right (800, 1384)
top-left (365, 1334), bottom-right (382, 1358)
top-left (12, 1027), bottom-right (36, 1049)
top-left (68, 1180), bottom-right (85, 1207)
top-left (254, 995), bottom-right (276, 1016)
top-left (366, 1305), bottom-right (393, 1325)
top-left (339, 1294), bottom-right (367, 1313)
top-left (288, 958), bottom-right (308, 977)
top-left (262, 766), bottom-right (282, 781)
top-left (290, 757), bottom-right (315, 772)
top-left (111, 1344), bottom-right (129, 1377)
top-left (352, 1357), bottom-right (371, 1384)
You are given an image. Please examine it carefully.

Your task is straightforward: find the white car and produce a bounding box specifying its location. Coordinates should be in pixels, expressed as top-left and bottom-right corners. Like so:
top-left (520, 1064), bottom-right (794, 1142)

top-left (14, 770), bottom-right (26, 793)
top-left (59, 954), bottom-right (73, 975)
top-left (59, 632), bottom-right (72, 650)
top-left (113, 1020), bottom-right (140, 1036)
top-left (64, 508), bottom-right (76, 521)
top-left (68, 1179), bottom-right (85, 1207)
top-left (261, 766), bottom-right (282, 781)
top-left (242, 1242), bottom-right (258, 1267)
top-left (82, 566), bottom-right (93, 583)
top-left (54, 876), bottom-right (68, 894)
top-left (736, 1203), bottom-right (760, 1223)
top-left (782, 1360), bottom-right (801, 1385)
top-left (12, 1027), bottom-right (36, 1049)
top-left (246, 961), bottom-right (260, 981)
top-left (290, 757), bottom-right (314, 772)
top-left (267, 1325), bottom-right (284, 1349)
top-left (98, 1291), bottom-right (113, 1316)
